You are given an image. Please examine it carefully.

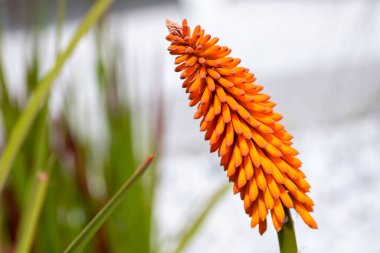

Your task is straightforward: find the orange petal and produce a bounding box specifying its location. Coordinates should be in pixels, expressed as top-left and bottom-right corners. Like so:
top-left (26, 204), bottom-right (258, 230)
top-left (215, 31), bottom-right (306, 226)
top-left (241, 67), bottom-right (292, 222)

top-left (291, 190), bottom-right (314, 207)
top-left (251, 129), bottom-right (269, 148)
top-left (266, 174), bottom-right (280, 199)
top-left (231, 112), bottom-right (242, 134)
top-left (244, 191), bottom-right (252, 212)
top-left (254, 166), bottom-right (267, 191)
top-left (248, 178), bottom-right (259, 202)
top-left (198, 34), bottom-right (211, 46)
top-left (233, 144), bottom-right (243, 167)
top-left (238, 167), bottom-right (247, 188)
top-left (227, 157), bottom-right (237, 177)
top-left (218, 77), bottom-right (234, 88)
top-left (219, 137), bottom-right (231, 157)
top-left (258, 193), bottom-right (268, 221)
top-left (257, 148), bottom-right (274, 174)
top-left (283, 175), bottom-right (298, 193)
top-left (264, 189), bottom-right (274, 209)
top-left (204, 106), bottom-right (215, 122)
top-left (251, 202), bottom-right (260, 228)
top-left (215, 115), bottom-right (226, 136)
top-left (185, 55), bottom-right (198, 67)
top-left (293, 199), bottom-right (318, 229)
top-left (273, 198), bottom-right (285, 224)
top-left (243, 156), bottom-right (254, 180)
top-left (237, 135), bottom-right (249, 156)
top-left (221, 103), bottom-right (231, 123)
top-left (279, 184), bottom-right (294, 208)
top-left (226, 95), bottom-right (239, 111)
top-left (247, 140), bottom-right (261, 168)
top-left (216, 85), bottom-right (227, 102)
top-left (271, 209), bottom-right (282, 232)
top-left (203, 37), bottom-right (219, 50)
top-left (207, 68), bottom-right (221, 79)
top-left (225, 123), bottom-right (235, 147)
top-left (206, 76), bottom-right (216, 91)
top-left (200, 83), bottom-right (211, 104)
top-left (264, 144), bottom-right (283, 158)
top-left (174, 55), bottom-right (189, 65)
top-left (259, 219), bottom-right (267, 235)
top-left (240, 120), bottom-right (253, 139)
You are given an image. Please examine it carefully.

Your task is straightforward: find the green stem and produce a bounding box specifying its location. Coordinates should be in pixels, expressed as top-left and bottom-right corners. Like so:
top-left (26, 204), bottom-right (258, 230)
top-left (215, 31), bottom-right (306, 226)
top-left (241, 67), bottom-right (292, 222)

top-left (277, 208), bottom-right (298, 253)
top-left (63, 155), bottom-right (155, 253)
top-left (0, 0), bottom-right (113, 193)
top-left (15, 155), bottom-right (55, 253)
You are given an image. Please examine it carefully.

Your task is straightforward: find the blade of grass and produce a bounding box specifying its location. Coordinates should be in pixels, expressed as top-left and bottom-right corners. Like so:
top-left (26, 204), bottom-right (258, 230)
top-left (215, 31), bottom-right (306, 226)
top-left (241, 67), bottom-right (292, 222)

top-left (104, 107), bottom-right (152, 253)
top-left (55, 0), bottom-right (66, 55)
top-left (15, 155), bottom-right (55, 253)
top-left (0, 0), bottom-right (113, 192)
top-left (63, 154), bottom-right (155, 253)
top-left (277, 208), bottom-right (298, 253)
top-left (34, 162), bottom-right (62, 253)
top-left (172, 184), bottom-right (230, 253)
top-left (0, 54), bottom-right (9, 105)
top-left (0, 26), bottom-right (11, 110)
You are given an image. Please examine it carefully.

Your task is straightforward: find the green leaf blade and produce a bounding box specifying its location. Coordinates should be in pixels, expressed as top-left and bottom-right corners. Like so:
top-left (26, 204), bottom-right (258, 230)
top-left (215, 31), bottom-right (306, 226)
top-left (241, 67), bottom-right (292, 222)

top-left (64, 155), bottom-right (155, 253)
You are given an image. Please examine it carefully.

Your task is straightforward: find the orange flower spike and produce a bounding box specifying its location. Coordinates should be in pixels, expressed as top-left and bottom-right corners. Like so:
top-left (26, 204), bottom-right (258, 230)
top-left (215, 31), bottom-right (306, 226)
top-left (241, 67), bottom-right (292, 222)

top-left (165, 19), bottom-right (317, 234)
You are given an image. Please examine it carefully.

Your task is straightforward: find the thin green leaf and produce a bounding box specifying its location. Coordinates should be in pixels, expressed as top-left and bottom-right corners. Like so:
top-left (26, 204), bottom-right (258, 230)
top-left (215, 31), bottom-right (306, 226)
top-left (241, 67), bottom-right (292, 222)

top-left (63, 154), bottom-right (155, 253)
top-left (0, 27), bottom-right (11, 109)
top-left (0, 0), bottom-right (114, 192)
top-left (15, 155), bottom-right (55, 253)
top-left (277, 208), bottom-right (298, 253)
top-left (172, 184), bottom-right (230, 253)
top-left (55, 0), bottom-right (66, 55)
top-left (0, 55), bottom-right (9, 105)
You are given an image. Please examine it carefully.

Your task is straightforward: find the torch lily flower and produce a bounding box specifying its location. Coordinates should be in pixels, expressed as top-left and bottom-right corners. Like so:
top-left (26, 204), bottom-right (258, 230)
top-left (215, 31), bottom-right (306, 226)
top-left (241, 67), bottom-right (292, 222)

top-left (165, 19), bottom-right (317, 234)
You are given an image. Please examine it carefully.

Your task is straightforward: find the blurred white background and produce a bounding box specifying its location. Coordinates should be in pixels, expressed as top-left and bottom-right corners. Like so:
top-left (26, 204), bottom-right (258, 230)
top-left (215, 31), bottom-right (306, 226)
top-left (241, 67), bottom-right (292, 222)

top-left (2, 0), bottom-right (380, 252)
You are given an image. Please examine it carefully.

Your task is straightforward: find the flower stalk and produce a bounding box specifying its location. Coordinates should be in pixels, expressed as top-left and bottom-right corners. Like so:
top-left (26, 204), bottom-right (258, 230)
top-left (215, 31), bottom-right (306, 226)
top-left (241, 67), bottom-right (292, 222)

top-left (277, 208), bottom-right (298, 253)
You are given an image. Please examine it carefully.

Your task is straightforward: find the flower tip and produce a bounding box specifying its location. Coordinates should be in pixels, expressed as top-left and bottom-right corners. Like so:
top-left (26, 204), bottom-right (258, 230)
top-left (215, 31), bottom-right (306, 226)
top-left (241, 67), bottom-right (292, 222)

top-left (165, 19), bottom-right (182, 36)
top-left (310, 220), bottom-right (318, 229)
top-left (165, 18), bottom-right (174, 27)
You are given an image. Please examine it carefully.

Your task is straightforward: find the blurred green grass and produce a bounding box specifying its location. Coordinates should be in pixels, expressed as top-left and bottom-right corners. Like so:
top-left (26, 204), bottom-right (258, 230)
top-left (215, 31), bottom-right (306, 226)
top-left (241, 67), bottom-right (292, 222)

top-left (0, 1), bottom-right (228, 252)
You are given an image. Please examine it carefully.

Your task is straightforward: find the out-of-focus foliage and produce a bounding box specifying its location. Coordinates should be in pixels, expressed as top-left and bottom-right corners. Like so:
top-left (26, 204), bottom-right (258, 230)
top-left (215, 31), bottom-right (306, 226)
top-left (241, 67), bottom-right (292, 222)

top-left (0, 1), bottom-right (157, 252)
top-left (0, 1), bottom-right (228, 253)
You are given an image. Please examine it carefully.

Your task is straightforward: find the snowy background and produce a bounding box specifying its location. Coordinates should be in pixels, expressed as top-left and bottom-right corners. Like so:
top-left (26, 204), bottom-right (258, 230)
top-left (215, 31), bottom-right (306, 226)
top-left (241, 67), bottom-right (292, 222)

top-left (2, 0), bottom-right (380, 252)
